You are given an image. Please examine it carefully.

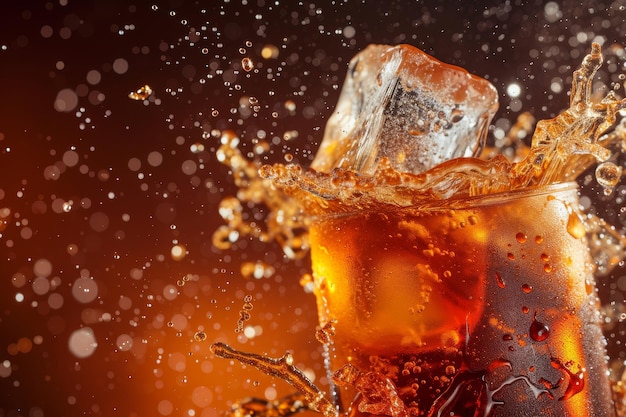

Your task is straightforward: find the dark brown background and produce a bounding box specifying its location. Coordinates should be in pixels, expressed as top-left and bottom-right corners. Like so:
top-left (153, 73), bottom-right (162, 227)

top-left (0, 1), bottom-right (625, 416)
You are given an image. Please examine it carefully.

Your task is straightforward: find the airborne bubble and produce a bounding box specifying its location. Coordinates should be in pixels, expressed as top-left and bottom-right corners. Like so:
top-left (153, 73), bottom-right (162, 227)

top-left (68, 327), bottom-right (98, 358)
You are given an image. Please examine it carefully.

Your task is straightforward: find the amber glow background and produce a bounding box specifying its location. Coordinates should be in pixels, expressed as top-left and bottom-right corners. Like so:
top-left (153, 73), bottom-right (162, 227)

top-left (1, 1), bottom-right (625, 416)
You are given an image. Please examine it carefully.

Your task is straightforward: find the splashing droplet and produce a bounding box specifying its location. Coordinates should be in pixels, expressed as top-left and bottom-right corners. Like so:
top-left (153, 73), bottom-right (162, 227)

top-left (595, 161), bottom-right (622, 194)
top-left (128, 84), bottom-right (153, 100)
top-left (242, 57), bottom-right (254, 72)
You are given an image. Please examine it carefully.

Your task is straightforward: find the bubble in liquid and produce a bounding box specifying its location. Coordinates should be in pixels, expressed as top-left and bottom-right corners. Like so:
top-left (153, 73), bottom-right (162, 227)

top-left (68, 327), bottom-right (97, 358)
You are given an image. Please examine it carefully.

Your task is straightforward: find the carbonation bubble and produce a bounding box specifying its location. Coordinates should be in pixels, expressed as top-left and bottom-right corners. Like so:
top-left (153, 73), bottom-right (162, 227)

top-left (157, 400), bottom-right (173, 416)
top-left (71, 277), bottom-right (98, 303)
top-left (169, 313), bottom-right (187, 330)
top-left (450, 108), bottom-right (465, 123)
top-left (11, 273), bottom-right (26, 288)
top-left (66, 243), bottom-right (79, 255)
top-left (0, 360), bottom-right (11, 378)
top-left (48, 293), bottom-right (64, 309)
top-left (118, 295), bottom-right (132, 310)
top-left (128, 157), bottom-right (141, 171)
top-left (167, 351), bottom-right (186, 372)
top-left (261, 44), bottom-right (279, 59)
top-left (112, 58), bottom-right (129, 74)
top-left (68, 327), bottom-right (97, 358)
top-left (88, 211), bottom-right (110, 232)
top-left (163, 284), bottom-right (178, 300)
top-left (116, 334), bottom-right (133, 351)
top-left (130, 267), bottom-right (143, 280)
top-left (170, 244), bottom-right (186, 260)
top-left (33, 258), bottom-right (52, 277)
top-left (32, 277), bottom-right (50, 295)
top-left (191, 385), bottom-right (213, 407)
top-left (181, 160), bottom-right (197, 175)
top-left (54, 88), bottom-right (78, 112)
top-left (17, 337), bottom-right (33, 353)
top-left (147, 151), bottom-right (163, 167)
top-left (62, 150), bottom-right (79, 167)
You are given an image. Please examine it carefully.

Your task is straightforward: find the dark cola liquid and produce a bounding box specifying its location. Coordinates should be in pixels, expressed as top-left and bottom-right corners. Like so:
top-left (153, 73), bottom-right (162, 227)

top-left (310, 184), bottom-right (616, 416)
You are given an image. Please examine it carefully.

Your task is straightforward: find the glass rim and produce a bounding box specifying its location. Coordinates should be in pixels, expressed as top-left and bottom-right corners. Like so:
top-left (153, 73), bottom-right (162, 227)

top-left (311, 181), bottom-right (580, 221)
top-left (442, 181), bottom-right (579, 209)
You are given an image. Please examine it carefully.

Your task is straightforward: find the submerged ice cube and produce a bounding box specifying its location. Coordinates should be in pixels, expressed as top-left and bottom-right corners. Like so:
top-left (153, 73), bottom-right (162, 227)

top-left (312, 44), bottom-right (499, 175)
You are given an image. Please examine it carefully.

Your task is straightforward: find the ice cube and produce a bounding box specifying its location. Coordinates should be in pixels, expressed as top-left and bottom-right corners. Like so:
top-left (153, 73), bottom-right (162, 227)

top-left (312, 44), bottom-right (499, 175)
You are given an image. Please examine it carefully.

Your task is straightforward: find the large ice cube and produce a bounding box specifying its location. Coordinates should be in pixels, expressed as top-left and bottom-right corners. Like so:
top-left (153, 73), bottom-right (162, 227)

top-left (312, 44), bottom-right (499, 175)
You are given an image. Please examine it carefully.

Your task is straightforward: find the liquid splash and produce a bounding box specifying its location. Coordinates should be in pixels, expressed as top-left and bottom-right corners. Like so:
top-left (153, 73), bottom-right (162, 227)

top-left (214, 43), bottom-right (626, 269)
top-left (259, 44), bottom-right (626, 215)
top-left (227, 393), bottom-right (311, 417)
top-left (210, 342), bottom-right (338, 417)
top-left (512, 43), bottom-right (626, 188)
top-left (212, 131), bottom-right (309, 260)
top-left (128, 84), bottom-right (153, 100)
top-left (212, 44), bottom-right (626, 416)
top-left (333, 364), bottom-right (406, 417)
